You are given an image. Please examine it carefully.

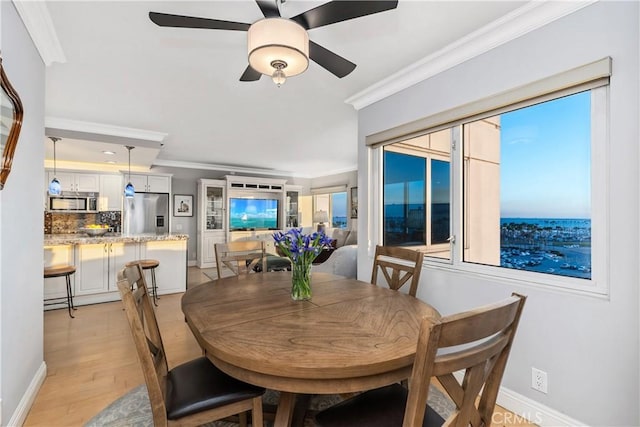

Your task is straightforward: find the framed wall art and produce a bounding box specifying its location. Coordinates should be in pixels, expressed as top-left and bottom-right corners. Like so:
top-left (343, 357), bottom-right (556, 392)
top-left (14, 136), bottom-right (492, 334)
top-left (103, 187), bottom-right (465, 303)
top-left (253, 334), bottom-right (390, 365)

top-left (174, 194), bottom-right (194, 217)
top-left (0, 55), bottom-right (24, 190)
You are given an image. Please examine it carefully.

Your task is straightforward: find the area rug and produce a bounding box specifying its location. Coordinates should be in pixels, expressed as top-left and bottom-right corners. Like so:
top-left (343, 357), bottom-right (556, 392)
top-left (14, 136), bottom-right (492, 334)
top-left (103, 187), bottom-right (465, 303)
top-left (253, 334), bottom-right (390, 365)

top-left (85, 385), bottom-right (455, 426)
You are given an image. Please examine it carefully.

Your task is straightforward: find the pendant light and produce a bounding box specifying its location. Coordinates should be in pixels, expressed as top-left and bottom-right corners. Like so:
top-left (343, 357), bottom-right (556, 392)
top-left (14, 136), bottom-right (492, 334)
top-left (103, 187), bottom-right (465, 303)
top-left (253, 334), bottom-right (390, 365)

top-left (48, 137), bottom-right (62, 195)
top-left (124, 146), bottom-right (135, 198)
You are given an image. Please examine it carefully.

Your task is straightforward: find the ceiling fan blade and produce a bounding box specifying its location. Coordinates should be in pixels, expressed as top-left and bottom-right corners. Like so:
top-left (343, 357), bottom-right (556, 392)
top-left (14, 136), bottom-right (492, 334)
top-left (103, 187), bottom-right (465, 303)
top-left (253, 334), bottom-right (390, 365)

top-left (309, 41), bottom-right (356, 78)
top-left (255, 0), bottom-right (281, 18)
top-left (291, 1), bottom-right (398, 30)
top-left (149, 12), bottom-right (250, 31)
top-left (240, 65), bottom-right (262, 82)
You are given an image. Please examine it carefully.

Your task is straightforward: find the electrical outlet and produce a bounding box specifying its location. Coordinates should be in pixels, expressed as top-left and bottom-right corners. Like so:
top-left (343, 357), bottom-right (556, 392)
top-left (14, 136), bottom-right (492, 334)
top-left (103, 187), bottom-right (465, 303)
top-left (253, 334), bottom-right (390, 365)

top-left (531, 367), bottom-right (548, 393)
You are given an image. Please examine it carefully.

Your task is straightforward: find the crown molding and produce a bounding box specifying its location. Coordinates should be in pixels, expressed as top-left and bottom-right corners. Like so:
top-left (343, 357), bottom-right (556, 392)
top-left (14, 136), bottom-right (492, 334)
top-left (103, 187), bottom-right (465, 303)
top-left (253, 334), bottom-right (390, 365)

top-left (345, 0), bottom-right (597, 110)
top-left (12, 1), bottom-right (66, 66)
top-left (45, 117), bottom-right (167, 146)
top-left (152, 159), bottom-right (357, 180)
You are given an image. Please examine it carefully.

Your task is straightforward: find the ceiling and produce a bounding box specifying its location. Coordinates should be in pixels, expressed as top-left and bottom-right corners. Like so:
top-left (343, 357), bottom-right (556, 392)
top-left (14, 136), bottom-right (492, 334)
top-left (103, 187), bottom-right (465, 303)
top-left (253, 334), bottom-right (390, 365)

top-left (43, 0), bottom-right (526, 178)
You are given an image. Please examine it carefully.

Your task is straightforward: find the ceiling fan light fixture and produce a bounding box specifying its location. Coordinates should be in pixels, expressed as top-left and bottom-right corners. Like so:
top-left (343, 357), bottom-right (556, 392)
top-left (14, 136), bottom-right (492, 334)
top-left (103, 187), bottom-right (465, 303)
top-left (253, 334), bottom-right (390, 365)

top-left (248, 18), bottom-right (308, 79)
top-left (271, 61), bottom-right (287, 87)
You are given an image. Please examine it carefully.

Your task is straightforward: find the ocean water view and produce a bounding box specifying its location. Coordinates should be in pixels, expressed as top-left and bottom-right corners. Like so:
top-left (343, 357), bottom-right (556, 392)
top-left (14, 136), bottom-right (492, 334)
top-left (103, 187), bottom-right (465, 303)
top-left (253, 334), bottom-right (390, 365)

top-left (500, 218), bottom-right (591, 279)
top-left (384, 206), bottom-right (591, 279)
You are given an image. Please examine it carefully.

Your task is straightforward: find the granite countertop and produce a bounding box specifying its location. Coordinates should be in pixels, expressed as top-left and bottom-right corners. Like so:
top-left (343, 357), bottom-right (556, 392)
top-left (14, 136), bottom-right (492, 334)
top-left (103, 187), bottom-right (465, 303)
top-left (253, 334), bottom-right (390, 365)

top-left (44, 233), bottom-right (189, 246)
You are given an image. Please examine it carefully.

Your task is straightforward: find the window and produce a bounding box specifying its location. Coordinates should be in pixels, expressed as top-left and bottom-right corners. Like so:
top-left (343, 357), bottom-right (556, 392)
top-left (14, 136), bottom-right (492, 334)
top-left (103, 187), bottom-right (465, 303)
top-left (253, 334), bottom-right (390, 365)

top-left (313, 191), bottom-right (348, 229)
top-left (372, 58), bottom-right (610, 294)
top-left (382, 129), bottom-right (451, 259)
top-left (463, 92), bottom-right (592, 280)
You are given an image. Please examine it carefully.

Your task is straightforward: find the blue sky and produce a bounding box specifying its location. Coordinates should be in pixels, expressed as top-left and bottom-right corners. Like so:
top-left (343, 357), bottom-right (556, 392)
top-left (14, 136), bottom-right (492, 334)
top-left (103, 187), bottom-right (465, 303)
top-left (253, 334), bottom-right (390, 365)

top-left (500, 91), bottom-right (591, 218)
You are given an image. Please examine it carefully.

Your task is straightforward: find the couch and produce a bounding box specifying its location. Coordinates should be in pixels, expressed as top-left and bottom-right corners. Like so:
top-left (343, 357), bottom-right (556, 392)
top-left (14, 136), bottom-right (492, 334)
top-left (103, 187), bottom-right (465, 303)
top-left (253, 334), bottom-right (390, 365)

top-left (232, 227), bottom-right (358, 277)
top-left (311, 244), bottom-right (358, 279)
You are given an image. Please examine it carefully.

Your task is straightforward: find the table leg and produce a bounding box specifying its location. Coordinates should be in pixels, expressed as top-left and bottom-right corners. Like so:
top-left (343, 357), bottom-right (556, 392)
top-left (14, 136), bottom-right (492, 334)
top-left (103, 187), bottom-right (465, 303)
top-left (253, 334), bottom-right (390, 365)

top-left (274, 392), bottom-right (296, 427)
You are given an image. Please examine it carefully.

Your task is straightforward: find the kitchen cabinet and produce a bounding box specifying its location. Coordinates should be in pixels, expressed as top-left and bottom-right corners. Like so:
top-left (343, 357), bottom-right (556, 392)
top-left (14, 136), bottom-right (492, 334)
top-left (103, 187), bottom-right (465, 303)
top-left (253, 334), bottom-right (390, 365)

top-left (197, 179), bottom-right (226, 268)
top-left (43, 245), bottom-right (75, 301)
top-left (99, 174), bottom-right (122, 211)
top-left (76, 242), bottom-right (138, 295)
top-left (140, 240), bottom-right (187, 294)
top-left (47, 171), bottom-right (99, 193)
top-left (126, 173), bottom-right (171, 193)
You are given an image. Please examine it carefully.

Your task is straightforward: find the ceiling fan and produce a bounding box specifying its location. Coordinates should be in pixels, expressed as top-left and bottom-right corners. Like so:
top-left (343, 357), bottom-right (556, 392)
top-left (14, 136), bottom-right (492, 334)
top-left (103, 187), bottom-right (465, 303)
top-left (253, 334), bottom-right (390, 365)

top-left (149, 0), bottom-right (398, 86)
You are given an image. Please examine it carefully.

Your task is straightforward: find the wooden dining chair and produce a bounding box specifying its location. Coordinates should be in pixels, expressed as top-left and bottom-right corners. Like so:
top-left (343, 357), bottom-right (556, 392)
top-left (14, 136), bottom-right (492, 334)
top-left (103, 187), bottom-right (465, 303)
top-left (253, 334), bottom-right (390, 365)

top-left (215, 241), bottom-right (267, 279)
top-left (315, 293), bottom-right (527, 427)
top-left (371, 245), bottom-right (424, 297)
top-left (117, 264), bottom-right (265, 427)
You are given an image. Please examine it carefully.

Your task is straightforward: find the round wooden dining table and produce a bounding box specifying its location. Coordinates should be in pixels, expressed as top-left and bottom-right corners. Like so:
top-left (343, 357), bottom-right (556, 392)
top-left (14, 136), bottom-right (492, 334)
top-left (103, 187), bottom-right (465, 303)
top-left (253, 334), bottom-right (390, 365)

top-left (181, 271), bottom-right (440, 427)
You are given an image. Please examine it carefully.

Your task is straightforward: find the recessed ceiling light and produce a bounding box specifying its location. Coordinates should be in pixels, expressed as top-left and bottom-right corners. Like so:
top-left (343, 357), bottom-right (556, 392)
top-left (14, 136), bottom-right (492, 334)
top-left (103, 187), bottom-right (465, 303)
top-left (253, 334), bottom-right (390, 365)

top-left (102, 150), bottom-right (116, 155)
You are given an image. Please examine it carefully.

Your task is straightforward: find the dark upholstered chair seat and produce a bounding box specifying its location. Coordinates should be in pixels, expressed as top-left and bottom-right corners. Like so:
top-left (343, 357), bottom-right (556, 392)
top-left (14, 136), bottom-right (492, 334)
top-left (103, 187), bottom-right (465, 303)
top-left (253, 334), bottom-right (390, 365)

top-left (166, 357), bottom-right (265, 420)
top-left (315, 384), bottom-right (445, 427)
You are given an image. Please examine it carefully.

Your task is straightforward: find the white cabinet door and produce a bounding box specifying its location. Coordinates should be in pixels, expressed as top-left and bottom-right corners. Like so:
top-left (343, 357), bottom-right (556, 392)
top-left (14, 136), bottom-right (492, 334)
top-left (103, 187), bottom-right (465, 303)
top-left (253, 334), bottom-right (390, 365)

top-left (48, 171), bottom-right (75, 192)
top-left (108, 242), bottom-right (139, 291)
top-left (76, 244), bottom-right (108, 295)
top-left (99, 175), bottom-right (123, 211)
top-left (203, 233), bottom-right (218, 264)
top-left (76, 243), bottom-right (139, 295)
top-left (44, 245), bottom-right (75, 300)
top-left (140, 240), bottom-right (187, 294)
top-left (76, 174), bottom-right (100, 192)
top-left (147, 175), bottom-right (170, 193)
top-left (126, 174), bottom-right (170, 193)
top-left (127, 175), bottom-right (148, 192)
top-left (46, 172), bottom-right (99, 192)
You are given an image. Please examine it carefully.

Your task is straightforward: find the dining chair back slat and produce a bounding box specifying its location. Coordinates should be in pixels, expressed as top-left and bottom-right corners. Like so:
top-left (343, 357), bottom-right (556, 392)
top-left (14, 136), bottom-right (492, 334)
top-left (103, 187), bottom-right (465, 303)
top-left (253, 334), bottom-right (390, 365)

top-left (371, 245), bottom-right (424, 296)
top-left (215, 241), bottom-right (267, 279)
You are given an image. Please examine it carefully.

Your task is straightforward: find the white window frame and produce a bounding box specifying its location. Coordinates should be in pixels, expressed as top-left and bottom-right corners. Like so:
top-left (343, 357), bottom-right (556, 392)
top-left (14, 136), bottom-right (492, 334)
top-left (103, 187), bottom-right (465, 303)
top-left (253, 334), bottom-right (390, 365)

top-left (368, 60), bottom-right (611, 297)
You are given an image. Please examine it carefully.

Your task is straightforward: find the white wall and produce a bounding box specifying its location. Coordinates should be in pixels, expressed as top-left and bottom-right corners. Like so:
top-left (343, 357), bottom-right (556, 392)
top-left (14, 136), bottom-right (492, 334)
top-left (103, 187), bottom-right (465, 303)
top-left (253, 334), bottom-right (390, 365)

top-left (1, 1), bottom-right (46, 422)
top-left (357, 2), bottom-right (639, 426)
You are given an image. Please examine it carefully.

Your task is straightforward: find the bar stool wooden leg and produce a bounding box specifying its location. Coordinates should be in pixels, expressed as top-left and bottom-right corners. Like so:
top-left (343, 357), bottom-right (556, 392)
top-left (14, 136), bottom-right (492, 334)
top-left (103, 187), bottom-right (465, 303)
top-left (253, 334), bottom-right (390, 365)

top-left (65, 273), bottom-right (76, 317)
top-left (44, 265), bottom-right (76, 319)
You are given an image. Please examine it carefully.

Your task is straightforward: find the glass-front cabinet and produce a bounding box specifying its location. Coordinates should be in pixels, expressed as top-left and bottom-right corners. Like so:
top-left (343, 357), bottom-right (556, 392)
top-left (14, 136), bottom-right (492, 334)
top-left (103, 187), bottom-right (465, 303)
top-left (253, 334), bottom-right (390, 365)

top-left (197, 179), bottom-right (226, 268)
top-left (206, 186), bottom-right (224, 230)
top-left (285, 185), bottom-right (302, 228)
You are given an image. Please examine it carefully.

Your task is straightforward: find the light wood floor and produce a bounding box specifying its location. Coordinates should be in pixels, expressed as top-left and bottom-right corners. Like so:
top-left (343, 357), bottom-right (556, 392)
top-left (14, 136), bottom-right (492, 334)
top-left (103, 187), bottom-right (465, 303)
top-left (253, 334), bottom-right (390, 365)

top-left (24, 267), bottom-right (535, 426)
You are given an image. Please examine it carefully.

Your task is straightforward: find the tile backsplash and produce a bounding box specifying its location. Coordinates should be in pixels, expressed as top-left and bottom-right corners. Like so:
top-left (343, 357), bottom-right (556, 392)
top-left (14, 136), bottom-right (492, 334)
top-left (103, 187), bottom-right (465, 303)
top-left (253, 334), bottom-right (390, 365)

top-left (44, 211), bottom-right (122, 234)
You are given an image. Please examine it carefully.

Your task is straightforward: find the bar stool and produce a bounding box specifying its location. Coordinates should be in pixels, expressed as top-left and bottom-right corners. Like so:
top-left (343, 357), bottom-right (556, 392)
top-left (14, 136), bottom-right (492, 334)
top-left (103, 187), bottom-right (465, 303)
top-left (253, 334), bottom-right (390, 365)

top-left (125, 259), bottom-right (160, 306)
top-left (44, 265), bottom-right (77, 318)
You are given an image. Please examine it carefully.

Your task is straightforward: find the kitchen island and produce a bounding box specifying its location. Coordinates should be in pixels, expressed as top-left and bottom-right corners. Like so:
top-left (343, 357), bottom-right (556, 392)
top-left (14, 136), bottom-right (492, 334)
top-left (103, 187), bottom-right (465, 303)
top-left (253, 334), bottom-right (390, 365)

top-left (44, 233), bottom-right (188, 309)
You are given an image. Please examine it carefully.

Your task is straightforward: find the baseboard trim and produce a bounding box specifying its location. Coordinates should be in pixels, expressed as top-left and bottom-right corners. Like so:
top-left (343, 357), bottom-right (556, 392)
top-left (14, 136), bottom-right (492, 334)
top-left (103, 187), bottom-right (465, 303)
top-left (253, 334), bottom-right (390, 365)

top-left (497, 387), bottom-right (586, 427)
top-left (7, 361), bottom-right (47, 426)
top-left (187, 260), bottom-right (197, 267)
top-left (451, 371), bottom-right (586, 426)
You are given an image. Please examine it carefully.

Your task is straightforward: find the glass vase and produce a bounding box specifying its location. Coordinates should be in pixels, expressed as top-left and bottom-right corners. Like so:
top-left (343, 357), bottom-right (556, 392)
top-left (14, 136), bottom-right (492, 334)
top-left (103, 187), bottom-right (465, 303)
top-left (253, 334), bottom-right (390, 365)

top-left (291, 261), bottom-right (312, 301)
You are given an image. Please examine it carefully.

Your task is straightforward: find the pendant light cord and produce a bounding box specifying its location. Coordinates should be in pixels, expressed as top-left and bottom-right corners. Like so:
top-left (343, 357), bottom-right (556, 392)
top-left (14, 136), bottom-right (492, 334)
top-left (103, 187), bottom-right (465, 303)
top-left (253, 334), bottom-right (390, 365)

top-left (126, 146), bottom-right (134, 182)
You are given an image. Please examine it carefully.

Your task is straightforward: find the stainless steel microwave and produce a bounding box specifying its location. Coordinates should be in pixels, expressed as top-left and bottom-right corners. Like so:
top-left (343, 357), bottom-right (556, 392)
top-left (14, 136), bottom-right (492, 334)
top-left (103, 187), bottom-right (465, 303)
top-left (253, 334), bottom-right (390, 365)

top-left (48, 194), bottom-right (98, 212)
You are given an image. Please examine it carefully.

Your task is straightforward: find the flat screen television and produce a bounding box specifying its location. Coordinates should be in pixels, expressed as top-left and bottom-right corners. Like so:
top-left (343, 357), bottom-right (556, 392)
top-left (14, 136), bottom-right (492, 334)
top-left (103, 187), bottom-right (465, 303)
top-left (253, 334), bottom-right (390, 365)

top-left (229, 198), bottom-right (279, 230)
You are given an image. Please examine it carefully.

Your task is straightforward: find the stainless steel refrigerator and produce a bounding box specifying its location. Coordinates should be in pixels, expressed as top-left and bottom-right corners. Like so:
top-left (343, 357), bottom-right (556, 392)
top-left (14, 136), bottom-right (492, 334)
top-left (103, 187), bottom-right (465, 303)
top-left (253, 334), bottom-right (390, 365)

top-left (123, 192), bottom-right (169, 235)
